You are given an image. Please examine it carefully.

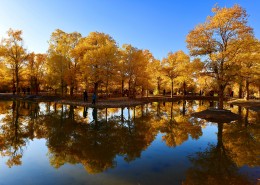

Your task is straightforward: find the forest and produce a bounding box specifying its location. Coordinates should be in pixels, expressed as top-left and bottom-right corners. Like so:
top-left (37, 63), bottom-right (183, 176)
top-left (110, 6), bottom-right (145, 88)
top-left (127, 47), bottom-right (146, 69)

top-left (0, 5), bottom-right (259, 109)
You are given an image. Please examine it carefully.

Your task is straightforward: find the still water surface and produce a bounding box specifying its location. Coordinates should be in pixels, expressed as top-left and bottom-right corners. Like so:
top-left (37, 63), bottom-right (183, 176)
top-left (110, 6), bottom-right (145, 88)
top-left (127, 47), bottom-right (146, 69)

top-left (0, 100), bottom-right (259, 185)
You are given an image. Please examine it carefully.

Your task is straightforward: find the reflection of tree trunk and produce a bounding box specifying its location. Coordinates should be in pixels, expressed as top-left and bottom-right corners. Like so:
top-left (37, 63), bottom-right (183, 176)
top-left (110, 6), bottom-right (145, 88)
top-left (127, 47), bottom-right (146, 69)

top-left (217, 123), bottom-right (223, 149)
top-left (216, 123), bottom-right (227, 164)
top-left (46, 102), bottom-right (50, 113)
top-left (170, 101), bottom-right (173, 120)
top-left (83, 106), bottom-right (88, 118)
top-left (29, 104), bottom-right (37, 139)
top-left (69, 105), bottom-right (74, 120)
top-left (92, 108), bottom-right (98, 122)
top-left (12, 101), bottom-right (20, 152)
top-left (121, 107), bottom-right (124, 123)
top-left (28, 119), bottom-right (35, 140)
top-left (106, 108), bottom-right (108, 123)
top-left (133, 107), bottom-right (136, 120)
top-left (244, 108), bottom-right (249, 127)
top-left (157, 102), bottom-right (160, 116)
top-left (127, 107), bottom-right (132, 134)
top-left (128, 107), bottom-right (130, 120)
top-left (238, 106), bottom-right (242, 117)
top-left (216, 123), bottom-right (223, 175)
top-left (245, 79), bottom-right (249, 100)
top-left (54, 103), bottom-right (57, 113)
top-left (182, 100), bottom-right (186, 116)
top-left (60, 105), bottom-right (64, 126)
top-left (238, 106), bottom-right (243, 125)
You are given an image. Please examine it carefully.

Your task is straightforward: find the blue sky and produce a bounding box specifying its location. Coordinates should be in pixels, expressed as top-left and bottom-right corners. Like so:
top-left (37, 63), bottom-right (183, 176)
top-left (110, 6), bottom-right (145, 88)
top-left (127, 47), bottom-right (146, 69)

top-left (0, 0), bottom-right (259, 60)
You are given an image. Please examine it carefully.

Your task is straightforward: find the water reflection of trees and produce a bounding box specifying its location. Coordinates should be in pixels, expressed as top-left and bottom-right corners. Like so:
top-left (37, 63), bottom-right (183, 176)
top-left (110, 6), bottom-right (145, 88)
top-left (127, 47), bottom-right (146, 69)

top-left (0, 101), bottom-right (159, 173)
top-left (184, 109), bottom-right (259, 185)
top-left (0, 101), bottom-right (39, 167)
top-left (0, 100), bottom-right (211, 170)
top-left (41, 105), bottom-right (158, 173)
top-left (150, 101), bottom-right (203, 147)
top-left (0, 100), bottom-right (258, 178)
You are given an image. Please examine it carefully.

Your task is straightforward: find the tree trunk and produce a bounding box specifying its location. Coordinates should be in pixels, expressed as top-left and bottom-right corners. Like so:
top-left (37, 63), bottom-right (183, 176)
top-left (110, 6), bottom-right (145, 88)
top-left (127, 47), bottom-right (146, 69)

top-left (133, 81), bottom-right (136, 99)
top-left (171, 80), bottom-right (173, 98)
top-left (239, 82), bottom-right (243, 98)
top-left (61, 79), bottom-right (64, 96)
top-left (245, 79), bottom-right (249, 100)
top-left (70, 86), bottom-right (74, 97)
top-left (183, 81), bottom-right (186, 96)
top-left (94, 82), bottom-right (98, 94)
top-left (15, 65), bottom-right (19, 94)
top-left (218, 86), bottom-right (224, 110)
top-left (128, 80), bottom-right (131, 98)
top-left (258, 85), bottom-right (260, 99)
top-left (35, 78), bottom-right (39, 95)
top-left (121, 79), bottom-right (124, 97)
top-left (105, 79), bottom-right (108, 98)
top-left (157, 79), bottom-right (160, 94)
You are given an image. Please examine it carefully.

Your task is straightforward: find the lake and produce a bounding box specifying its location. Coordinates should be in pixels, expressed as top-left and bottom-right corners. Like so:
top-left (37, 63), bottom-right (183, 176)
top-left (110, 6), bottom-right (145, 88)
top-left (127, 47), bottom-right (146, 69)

top-left (0, 100), bottom-right (259, 185)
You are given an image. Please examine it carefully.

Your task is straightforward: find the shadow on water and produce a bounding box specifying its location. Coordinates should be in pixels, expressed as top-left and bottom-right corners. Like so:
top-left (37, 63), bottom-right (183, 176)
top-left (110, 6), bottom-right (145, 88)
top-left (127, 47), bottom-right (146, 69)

top-left (0, 100), bottom-right (258, 184)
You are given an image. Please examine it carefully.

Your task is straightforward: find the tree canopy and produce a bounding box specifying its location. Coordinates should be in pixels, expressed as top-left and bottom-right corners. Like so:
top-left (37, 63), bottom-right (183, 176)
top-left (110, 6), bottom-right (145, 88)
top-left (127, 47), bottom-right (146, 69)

top-left (0, 4), bottom-right (258, 101)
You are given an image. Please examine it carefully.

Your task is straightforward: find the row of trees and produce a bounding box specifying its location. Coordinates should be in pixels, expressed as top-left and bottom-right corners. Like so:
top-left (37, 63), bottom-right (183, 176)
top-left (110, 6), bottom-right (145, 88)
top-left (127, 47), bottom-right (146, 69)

top-left (0, 29), bottom-right (198, 97)
top-left (0, 5), bottom-right (259, 107)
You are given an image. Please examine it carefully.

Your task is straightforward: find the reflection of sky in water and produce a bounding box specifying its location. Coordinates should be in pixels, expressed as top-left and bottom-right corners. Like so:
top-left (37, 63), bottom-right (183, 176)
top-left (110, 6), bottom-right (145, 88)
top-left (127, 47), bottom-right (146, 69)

top-left (0, 101), bottom-right (258, 185)
top-left (0, 131), bottom-right (212, 185)
top-left (0, 114), bottom-right (5, 123)
top-left (0, 124), bottom-right (219, 185)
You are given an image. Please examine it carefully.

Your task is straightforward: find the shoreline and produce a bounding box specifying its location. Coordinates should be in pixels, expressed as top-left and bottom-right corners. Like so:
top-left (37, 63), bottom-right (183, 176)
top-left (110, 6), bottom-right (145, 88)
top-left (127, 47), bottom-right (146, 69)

top-left (0, 93), bottom-right (220, 108)
top-left (1, 93), bottom-right (259, 111)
